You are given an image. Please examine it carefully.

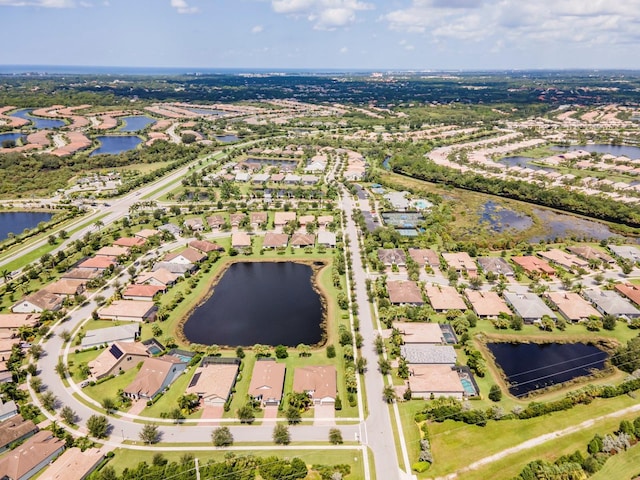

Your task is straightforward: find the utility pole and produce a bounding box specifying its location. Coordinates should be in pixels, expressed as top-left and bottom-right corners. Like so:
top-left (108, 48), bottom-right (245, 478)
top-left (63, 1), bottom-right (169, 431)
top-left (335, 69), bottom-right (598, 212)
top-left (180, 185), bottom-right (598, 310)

top-left (195, 457), bottom-right (200, 480)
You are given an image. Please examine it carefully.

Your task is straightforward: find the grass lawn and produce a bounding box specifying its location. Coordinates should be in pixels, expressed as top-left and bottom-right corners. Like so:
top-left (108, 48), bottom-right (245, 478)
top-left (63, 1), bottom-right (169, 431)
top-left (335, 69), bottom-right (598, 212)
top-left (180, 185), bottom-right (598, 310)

top-left (422, 395), bottom-right (640, 478)
top-left (84, 366), bottom-right (141, 406)
top-left (105, 447), bottom-right (367, 479)
top-left (458, 410), bottom-right (640, 480)
top-left (68, 347), bottom-right (102, 382)
top-left (591, 441), bottom-right (640, 480)
top-left (140, 363), bottom-right (202, 419)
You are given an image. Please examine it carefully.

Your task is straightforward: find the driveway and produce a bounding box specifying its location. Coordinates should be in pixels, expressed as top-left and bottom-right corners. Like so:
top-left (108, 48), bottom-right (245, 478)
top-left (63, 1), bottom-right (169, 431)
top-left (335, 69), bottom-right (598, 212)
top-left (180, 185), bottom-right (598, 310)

top-left (314, 404), bottom-right (335, 426)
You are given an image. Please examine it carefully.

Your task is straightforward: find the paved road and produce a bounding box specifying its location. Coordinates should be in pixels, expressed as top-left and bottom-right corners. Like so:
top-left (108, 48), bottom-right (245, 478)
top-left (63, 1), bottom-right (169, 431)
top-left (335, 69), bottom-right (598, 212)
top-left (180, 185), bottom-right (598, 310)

top-left (341, 189), bottom-right (409, 480)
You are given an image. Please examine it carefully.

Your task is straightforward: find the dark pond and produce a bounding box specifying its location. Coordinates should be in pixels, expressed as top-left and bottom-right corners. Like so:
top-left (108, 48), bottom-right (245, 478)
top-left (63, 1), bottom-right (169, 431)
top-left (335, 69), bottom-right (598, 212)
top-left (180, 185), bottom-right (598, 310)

top-left (488, 342), bottom-right (608, 397)
top-left (480, 201), bottom-right (534, 233)
top-left (499, 156), bottom-right (551, 171)
top-left (119, 116), bottom-right (156, 132)
top-left (216, 135), bottom-right (239, 143)
top-left (10, 109), bottom-right (65, 129)
top-left (0, 211), bottom-right (54, 241)
top-left (529, 208), bottom-right (622, 243)
top-left (183, 261), bottom-right (323, 346)
top-left (0, 133), bottom-right (26, 145)
top-left (553, 144), bottom-right (640, 159)
top-left (91, 135), bottom-right (142, 156)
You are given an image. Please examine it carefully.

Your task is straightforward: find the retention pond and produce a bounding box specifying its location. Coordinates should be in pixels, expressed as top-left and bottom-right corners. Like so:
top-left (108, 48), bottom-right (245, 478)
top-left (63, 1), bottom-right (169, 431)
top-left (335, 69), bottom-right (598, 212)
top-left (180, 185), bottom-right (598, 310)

top-left (487, 342), bottom-right (609, 397)
top-left (182, 261), bottom-right (324, 347)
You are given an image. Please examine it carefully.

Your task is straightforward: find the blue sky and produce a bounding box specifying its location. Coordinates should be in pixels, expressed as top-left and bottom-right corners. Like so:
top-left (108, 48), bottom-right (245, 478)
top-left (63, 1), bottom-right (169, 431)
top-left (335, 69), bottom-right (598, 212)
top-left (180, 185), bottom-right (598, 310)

top-left (1, 0), bottom-right (639, 70)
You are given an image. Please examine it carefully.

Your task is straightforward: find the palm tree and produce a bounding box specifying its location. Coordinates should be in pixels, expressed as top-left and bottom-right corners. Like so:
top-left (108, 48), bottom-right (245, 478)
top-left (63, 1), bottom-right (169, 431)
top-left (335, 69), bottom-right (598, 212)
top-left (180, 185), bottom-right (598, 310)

top-left (94, 220), bottom-right (104, 231)
top-left (1, 269), bottom-right (11, 284)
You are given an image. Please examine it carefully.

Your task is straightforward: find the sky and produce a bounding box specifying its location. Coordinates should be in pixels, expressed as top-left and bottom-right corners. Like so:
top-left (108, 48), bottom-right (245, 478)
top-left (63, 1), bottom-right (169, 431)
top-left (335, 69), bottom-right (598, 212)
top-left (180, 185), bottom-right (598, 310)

top-left (1, 0), bottom-right (640, 70)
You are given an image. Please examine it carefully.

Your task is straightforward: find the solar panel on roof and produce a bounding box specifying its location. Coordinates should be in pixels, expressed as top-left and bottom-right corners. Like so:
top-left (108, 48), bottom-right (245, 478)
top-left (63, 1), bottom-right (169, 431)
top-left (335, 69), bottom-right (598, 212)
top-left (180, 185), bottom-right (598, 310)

top-left (188, 372), bottom-right (201, 389)
top-left (109, 344), bottom-right (123, 359)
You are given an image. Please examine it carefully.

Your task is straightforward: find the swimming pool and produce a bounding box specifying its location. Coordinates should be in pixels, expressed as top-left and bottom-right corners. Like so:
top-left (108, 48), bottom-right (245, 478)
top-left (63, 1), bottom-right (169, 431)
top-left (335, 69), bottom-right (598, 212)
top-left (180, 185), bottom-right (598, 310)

top-left (147, 345), bottom-right (162, 355)
top-left (461, 377), bottom-right (476, 395)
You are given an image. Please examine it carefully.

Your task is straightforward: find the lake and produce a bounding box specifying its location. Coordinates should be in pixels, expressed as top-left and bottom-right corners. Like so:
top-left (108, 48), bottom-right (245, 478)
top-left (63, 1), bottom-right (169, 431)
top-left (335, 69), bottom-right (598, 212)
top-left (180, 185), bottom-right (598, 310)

top-left (0, 133), bottom-right (26, 145)
top-left (91, 135), bottom-right (142, 156)
top-left (0, 211), bottom-right (54, 241)
top-left (216, 135), bottom-right (239, 143)
top-left (552, 144), bottom-right (640, 159)
top-left (119, 116), bottom-right (156, 132)
top-left (499, 156), bottom-right (551, 171)
top-left (183, 261), bottom-right (324, 346)
top-left (487, 342), bottom-right (608, 397)
top-left (480, 201), bottom-right (534, 233)
top-left (10, 109), bottom-right (65, 129)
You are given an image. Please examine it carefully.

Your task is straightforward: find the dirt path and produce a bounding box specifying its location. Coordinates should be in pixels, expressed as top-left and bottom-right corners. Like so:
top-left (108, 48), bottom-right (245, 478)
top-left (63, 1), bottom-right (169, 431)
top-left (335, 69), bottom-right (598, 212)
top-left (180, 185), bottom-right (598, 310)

top-left (434, 402), bottom-right (640, 480)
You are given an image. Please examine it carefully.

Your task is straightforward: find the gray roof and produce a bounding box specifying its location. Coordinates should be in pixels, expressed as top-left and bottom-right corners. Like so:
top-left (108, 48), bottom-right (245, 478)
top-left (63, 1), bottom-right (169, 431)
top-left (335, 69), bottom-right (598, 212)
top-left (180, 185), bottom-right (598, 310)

top-left (158, 223), bottom-right (182, 235)
top-left (383, 191), bottom-right (411, 210)
top-left (317, 231), bottom-right (336, 246)
top-left (477, 257), bottom-right (514, 276)
top-left (504, 292), bottom-right (555, 321)
top-left (583, 288), bottom-right (640, 318)
top-left (152, 262), bottom-right (194, 274)
top-left (0, 400), bottom-right (17, 420)
top-left (608, 245), bottom-right (640, 263)
top-left (400, 344), bottom-right (457, 365)
top-left (80, 323), bottom-right (140, 349)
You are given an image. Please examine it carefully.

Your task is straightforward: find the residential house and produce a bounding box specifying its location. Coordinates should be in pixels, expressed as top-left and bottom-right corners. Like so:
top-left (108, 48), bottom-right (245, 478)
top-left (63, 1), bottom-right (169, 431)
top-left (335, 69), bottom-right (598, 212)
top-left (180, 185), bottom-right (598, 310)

top-left (231, 232), bottom-right (252, 249)
top-left (464, 290), bottom-right (511, 318)
top-left (123, 356), bottom-right (187, 400)
top-left (377, 248), bottom-right (407, 267)
top-left (270, 173), bottom-right (284, 183)
top-left (206, 214), bottom-right (225, 230)
top-left (136, 268), bottom-right (179, 287)
top-left (88, 341), bottom-right (152, 380)
top-left (608, 245), bottom-right (640, 263)
top-left (477, 257), bottom-right (514, 277)
top-left (393, 322), bottom-right (445, 344)
top-left (97, 300), bottom-right (157, 322)
top-left (538, 249), bottom-right (589, 271)
top-left (317, 215), bottom-right (334, 228)
top-left (80, 323), bottom-right (140, 349)
top-left (408, 365), bottom-right (465, 400)
top-left (292, 365), bottom-right (336, 405)
top-left (400, 344), bottom-right (457, 365)
top-left (283, 173), bottom-right (301, 184)
top-left (122, 284), bottom-right (165, 301)
top-left (262, 233), bottom-right (289, 249)
top-left (0, 415), bottom-right (36, 453)
top-left (0, 430), bottom-right (64, 480)
top-left (0, 314), bottom-right (40, 333)
top-left (567, 245), bottom-right (615, 265)
top-left (511, 256), bottom-right (556, 276)
top-left (234, 172), bottom-right (250, 182)
top-left (185, 357), bottom-right (240, 406)
top-left (134, 229), bottom-right (160, 240)
top-left (61, 268), bottom-right (100, 281)
top-left (274, 212), bottom-right (296, 229)
top-left (615, 283), bottom-right (640, 307)
top-left (290, 233), bottom-right (315, 248)
top-left (0, 400), bottom-right (17, 423)
top-left (189, 240), bottom-right (224, 254)
top-left (39, 447), bottom-right (104, 480)
top-left (77, 256), bottom-right (117, 271)
top-left (251, 173), bottom-right (270, 184)
top-left (183, 218), bottom-right (205, 232)
top-left (163, 247), bottom-right (207, 265)
top-left (158, 223), bottom-right (182, 237)
top-left (300, 174), bottom-right (319, 185)
top-left (546, 292), bottom-right (601, 322)
top-left (583, 288), bottom-right (640, 319)
top-left (298, 215), bottom-right (315, 227)
top-left (317, 231), bottom-right (336, 248)
top-left (43, 279), bottom-right (85, 298)
top-left (442, 252), bottom-right (478, 277)
top-left (424, 284), bottom-right (467, 312)
top-left (12, 290), bottom-right (63, 314)
top-left (113, 237), bottom-right (146, 248)
top-left (94, 246), bottom-right (129, 258)
top-left (503, 292), bottom-right (556, 323)
top-left (229, 213), bottom-right (246, 229)
top-left (250, 212), bottom-right (268, 229)
top-left (386, 280), bottom-right (424, 305)
top-left (408, 249), bottom-right (440, 268)
top-left (248, 359), bottom-right (286, 406)
top-left (151, 262), bottom-right (196, 275)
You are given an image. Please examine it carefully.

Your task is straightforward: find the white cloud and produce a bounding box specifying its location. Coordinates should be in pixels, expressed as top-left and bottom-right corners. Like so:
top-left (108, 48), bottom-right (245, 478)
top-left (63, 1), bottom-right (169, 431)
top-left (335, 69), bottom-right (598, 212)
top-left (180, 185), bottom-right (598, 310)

top-left (340, 46), bottom-right (348, 54)
top-left (252, 25), bottom-right (264, 34)
top-left (0, 0), bottom-right (76, 6)
top-left (170, 0), bottom-right (197, 14)
top-left (271, 0), bottom-right (374, 30)
top-left (383, 0), bottom-right (640, 47)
